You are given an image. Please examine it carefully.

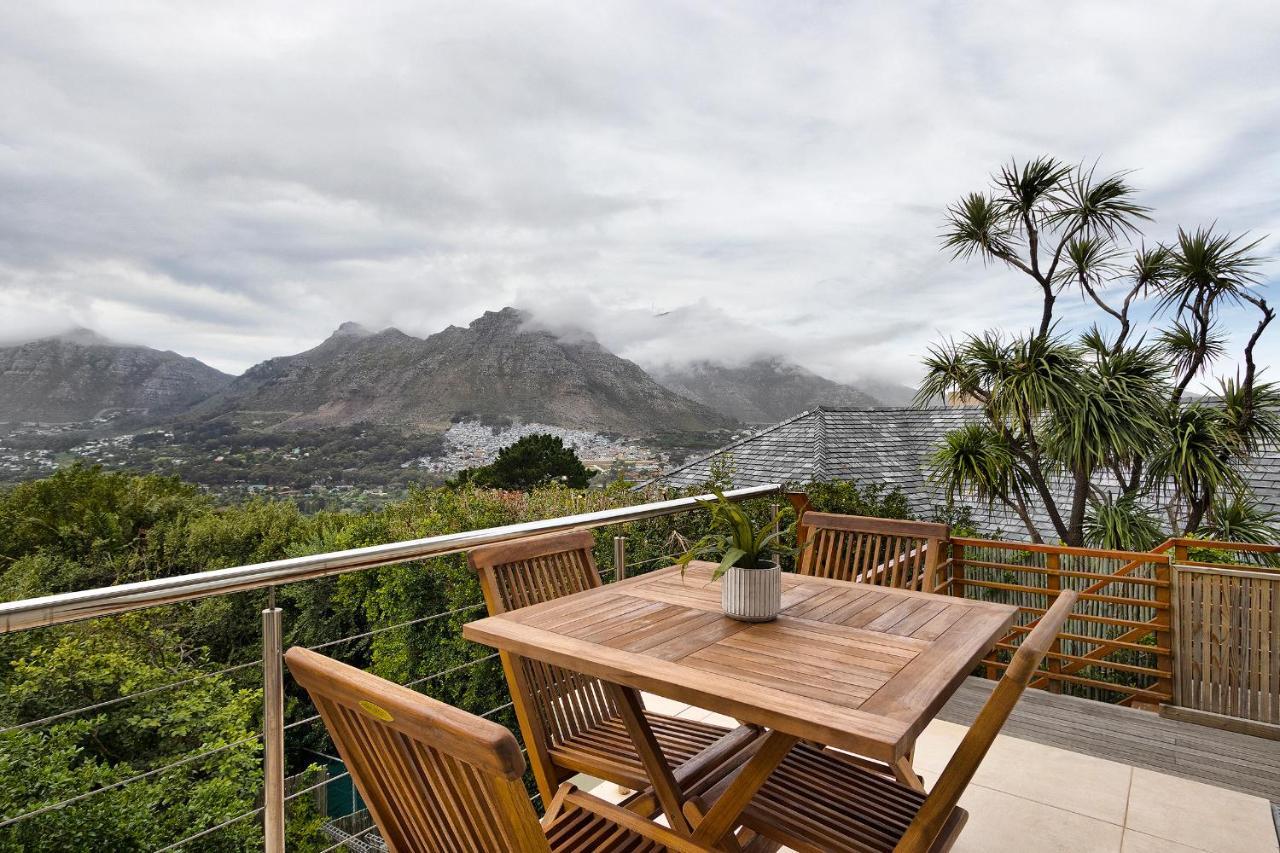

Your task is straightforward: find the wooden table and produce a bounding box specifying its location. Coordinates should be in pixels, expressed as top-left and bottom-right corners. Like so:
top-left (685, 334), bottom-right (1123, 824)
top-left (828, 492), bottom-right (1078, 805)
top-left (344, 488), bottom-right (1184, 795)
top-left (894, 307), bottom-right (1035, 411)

top-left (464, 562), bottom-right (1017, 846)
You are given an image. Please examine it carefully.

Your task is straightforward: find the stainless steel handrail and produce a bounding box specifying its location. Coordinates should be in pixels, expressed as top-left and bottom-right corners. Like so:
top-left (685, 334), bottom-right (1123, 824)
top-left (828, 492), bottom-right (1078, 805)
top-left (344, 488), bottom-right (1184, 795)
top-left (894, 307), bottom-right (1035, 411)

top-left (0, 483), bottom-right (781, 633)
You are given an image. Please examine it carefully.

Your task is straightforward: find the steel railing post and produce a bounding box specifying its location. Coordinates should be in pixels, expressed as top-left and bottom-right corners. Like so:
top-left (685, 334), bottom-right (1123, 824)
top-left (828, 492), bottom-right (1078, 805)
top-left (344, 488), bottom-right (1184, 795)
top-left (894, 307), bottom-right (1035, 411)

top-left (262, 589), bottom-right (285, 853)
top-left (613, 536), bottom-right (626, 582)
top-left (770, 501), bottom-right (781, 561)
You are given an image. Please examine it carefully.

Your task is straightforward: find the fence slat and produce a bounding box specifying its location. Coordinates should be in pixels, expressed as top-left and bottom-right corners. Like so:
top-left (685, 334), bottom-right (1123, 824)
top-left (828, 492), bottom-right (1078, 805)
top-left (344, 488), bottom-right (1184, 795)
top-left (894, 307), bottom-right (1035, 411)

top-left (1172, 564), bottom-right (1279, 726)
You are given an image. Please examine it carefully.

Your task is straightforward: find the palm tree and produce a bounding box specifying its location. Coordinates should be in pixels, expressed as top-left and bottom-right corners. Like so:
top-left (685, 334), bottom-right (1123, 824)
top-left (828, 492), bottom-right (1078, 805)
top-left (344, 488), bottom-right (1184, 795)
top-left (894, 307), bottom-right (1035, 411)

top-left (925, 157), bottom-right (1275, 548)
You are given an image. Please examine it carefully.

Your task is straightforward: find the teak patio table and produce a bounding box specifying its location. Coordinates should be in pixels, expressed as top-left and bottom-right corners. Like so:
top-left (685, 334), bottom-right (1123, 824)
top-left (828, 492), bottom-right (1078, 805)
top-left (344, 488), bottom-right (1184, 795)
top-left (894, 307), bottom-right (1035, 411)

top-left (463, 561), bottom-right (1018, 846)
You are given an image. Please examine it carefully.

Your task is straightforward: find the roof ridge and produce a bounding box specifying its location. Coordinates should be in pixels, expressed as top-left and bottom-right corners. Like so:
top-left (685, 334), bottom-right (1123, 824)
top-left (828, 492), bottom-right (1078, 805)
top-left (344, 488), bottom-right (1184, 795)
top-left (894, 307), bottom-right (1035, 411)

top-left (635, 408), bottom-right (821, 490)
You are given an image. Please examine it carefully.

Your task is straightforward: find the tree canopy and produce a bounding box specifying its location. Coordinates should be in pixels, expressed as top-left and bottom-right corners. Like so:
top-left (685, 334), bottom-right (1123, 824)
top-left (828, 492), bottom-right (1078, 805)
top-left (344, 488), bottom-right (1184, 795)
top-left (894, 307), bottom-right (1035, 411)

top-left (452, 434), bottom-right (592, 490)
top-left (924, 156), bottom-right (1278, 547)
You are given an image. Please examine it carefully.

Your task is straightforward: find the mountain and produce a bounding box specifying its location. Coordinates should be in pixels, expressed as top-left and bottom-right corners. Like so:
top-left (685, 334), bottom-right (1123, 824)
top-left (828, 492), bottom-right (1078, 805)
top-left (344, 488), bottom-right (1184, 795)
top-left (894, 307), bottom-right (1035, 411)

top-left (194, 308), bottom-right (733, 435)
top-left (653, 358), bottom-right (901, 423)
top-left (853, 377), bottom-right (918, 407)
top-left (0, 329), bottom-right (233, 422)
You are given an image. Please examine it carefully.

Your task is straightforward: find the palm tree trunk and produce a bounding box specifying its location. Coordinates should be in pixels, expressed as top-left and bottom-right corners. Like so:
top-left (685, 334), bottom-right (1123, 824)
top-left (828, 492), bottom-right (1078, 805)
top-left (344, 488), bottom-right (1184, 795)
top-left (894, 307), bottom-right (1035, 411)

top-left (1066, 467), bottom-right (1089, 547)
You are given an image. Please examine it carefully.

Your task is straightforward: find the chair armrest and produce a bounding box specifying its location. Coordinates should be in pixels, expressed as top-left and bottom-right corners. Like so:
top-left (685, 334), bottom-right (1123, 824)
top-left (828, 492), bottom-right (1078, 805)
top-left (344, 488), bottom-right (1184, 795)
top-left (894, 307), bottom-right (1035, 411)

top-left (565, 788), bottom-right (718, 853)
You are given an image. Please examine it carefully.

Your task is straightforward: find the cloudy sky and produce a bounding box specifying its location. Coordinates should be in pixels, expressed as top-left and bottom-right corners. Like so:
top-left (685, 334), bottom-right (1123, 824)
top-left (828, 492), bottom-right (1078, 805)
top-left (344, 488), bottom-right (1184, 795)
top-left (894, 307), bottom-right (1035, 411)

top-left (1, 1), bottom-right (1278, 387)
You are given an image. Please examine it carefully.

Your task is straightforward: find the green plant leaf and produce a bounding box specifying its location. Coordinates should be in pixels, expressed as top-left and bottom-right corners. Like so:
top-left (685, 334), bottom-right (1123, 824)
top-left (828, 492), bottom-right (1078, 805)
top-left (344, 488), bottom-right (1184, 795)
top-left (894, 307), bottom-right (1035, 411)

top-left (713, 547), bottom-right (747, 581)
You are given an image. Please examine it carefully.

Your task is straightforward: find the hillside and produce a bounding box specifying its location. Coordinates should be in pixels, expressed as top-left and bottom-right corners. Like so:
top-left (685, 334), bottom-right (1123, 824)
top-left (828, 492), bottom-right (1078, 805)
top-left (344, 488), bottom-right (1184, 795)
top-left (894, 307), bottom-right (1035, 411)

top-left (653, 357), bottom-right (888, 423)
top-left (194, 309), bottom-right (733, 435)
top-left (0, 329), bottom-right (233, 422)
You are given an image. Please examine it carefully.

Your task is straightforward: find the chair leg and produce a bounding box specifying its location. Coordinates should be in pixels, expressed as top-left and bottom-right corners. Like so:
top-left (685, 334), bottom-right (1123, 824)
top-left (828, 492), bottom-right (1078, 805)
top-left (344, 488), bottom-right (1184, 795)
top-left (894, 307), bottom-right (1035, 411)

top-left (683, 797), bottom-right (744, 853)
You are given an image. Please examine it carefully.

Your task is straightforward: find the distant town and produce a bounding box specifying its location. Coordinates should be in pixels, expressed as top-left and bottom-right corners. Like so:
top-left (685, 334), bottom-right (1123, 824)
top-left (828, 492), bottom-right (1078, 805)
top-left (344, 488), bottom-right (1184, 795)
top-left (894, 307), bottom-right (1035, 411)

top-left (0, 413), bottom-right (715, 509)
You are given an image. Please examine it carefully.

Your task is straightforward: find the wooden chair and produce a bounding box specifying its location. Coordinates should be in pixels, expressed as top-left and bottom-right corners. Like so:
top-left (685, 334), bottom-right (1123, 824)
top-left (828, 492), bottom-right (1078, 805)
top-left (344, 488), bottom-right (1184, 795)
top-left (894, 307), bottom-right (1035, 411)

top-left (285, 646), bottom-right (719, 853)
top-left (797, 513), bottom-right (949, 592)
top-left (468, 529), bottom-right (760, 803)
top-left (691, 590), bottom-right (1081, 853)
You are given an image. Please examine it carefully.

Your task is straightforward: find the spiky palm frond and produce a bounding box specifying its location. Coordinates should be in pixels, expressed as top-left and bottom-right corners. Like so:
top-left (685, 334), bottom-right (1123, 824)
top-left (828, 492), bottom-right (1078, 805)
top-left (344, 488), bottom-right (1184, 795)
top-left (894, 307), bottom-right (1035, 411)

top-left (1130, 243), bottom-right (1174, 293)
top-left (1043, 345), bottom-right (1169, 472)
top-left (1216, 377), bottom-right (1280, 457)
top-left (1084, 494), bottom-right (1164, 551)
top-left (1051, 165), bottom-right (1151, 239)
top-left (1200, 491), bottom-right (1280, 545)
top-left (1054, 234), bottom-right (1125, 291)
top-left (930, 423), bottom-right (1026, 506)
top-left (915, 338), bottom-right (981, 406)
top-left (993, 156), bottom-right (1072, 225)
top-left (1155, 226), bottom-right (1266, 315)
top-left (981, 334), bottom-right (1086, 427)
top-left (1079, 325), bottom-right (1113, 356)
top-left (1147, 404), bottom-right (1243, 499)
top-left (1155, 320), bottom-right (1224, 377)
top-left (941, 193), bottom-right (1016, 262)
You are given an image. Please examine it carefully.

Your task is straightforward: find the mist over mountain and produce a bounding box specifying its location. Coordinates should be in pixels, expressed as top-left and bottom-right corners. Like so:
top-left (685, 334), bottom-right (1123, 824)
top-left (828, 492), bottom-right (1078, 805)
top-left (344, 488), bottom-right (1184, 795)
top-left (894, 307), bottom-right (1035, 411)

top-left (653, 358), bottom-right (909, 423)
top-left (192, 308), bottom-right (733, 436)
top-left (1, 310), bottom-right (918, 437)
top-left (0, 329), bottom-right (233, 422)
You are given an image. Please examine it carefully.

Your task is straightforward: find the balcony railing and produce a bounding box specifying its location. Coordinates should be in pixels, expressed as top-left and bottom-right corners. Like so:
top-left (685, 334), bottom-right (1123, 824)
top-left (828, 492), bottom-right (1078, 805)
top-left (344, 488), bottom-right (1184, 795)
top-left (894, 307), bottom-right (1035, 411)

top-left (1, 485), bottom-right (1276, 851)
top-left (0, 483), bottom-right (784, 852)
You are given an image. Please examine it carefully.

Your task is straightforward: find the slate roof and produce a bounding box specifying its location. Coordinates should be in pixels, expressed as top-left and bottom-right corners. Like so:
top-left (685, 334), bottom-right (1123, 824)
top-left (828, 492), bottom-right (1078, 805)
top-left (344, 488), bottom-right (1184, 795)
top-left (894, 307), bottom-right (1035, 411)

top-left (648, 406), bottom-right (1280, 541)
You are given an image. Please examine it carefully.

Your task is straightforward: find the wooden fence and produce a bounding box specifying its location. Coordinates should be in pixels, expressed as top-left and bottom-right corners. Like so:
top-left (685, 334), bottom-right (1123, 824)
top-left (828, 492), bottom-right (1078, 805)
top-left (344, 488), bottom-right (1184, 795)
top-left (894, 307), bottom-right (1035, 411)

top-left (941, 537), bottom-right (1173, 706)
top-left (937, 534), bottom-right (1280, 733)
top-left (1166, 539), bottom-right (1280, 736)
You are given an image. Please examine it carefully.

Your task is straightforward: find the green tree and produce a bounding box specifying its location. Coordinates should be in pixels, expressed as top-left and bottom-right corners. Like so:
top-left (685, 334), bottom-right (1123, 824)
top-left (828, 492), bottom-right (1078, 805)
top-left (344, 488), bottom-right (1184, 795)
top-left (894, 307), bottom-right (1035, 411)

top-left (926, 157), bottom-right (1276, 547)
top-left (0, 464), bottom-right (205, 587)
top-left (454, 434), bottom-right (591, 490)
top-left (0, 618), bottom-right (262, 852)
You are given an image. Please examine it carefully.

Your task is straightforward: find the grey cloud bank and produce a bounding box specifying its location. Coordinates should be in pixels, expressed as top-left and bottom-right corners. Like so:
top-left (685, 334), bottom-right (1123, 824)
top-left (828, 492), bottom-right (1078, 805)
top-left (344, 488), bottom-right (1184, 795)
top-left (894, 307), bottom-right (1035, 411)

top-left (1, 1), bottom-right (1277, 384)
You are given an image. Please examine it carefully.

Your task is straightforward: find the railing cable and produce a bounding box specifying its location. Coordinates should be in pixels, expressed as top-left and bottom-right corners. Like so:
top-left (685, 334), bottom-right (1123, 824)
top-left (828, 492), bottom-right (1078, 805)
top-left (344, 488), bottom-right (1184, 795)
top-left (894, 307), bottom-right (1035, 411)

top-left (0, 733), bottom-right (263, 829)
top-left (305, 603), bottom-right (486, 652)
top-left (0, 658), bottom-right (263, 736)
top-left (151, 806), bottom-right (264, 852)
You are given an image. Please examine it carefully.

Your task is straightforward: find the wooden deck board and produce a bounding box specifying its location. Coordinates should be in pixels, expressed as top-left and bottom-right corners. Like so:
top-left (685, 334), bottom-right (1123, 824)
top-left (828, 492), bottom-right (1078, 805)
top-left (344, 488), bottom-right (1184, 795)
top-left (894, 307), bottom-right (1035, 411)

top-left (939, 677), bottom-right (1280, 802)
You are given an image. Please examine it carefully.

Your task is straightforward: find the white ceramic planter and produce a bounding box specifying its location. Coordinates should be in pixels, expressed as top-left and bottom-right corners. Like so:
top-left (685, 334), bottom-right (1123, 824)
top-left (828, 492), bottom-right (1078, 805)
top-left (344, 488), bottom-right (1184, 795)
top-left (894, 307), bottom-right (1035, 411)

top-left (721, 560), bottom-right (782, 622)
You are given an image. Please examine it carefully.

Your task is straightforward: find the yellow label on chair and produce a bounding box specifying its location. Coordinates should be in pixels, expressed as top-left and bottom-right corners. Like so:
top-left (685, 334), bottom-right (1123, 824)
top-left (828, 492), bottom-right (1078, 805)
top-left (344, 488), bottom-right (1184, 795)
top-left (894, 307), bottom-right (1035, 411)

top-left (358, 700), bottom-right (394, 722)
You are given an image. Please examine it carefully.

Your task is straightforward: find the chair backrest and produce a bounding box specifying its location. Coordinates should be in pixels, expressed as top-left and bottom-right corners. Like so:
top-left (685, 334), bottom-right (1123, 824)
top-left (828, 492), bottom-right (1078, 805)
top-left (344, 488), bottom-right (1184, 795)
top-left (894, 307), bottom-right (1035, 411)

top-left (894, 590), bottom-right (1080, 852)
top-left (797, 512), bottom-right (949, 591)
top-left (468, 528), bottom-right (602, 613)
top-left (285, 646), bottom-right (550, 853)
top-left (467, 529), bottom-right (617, 793)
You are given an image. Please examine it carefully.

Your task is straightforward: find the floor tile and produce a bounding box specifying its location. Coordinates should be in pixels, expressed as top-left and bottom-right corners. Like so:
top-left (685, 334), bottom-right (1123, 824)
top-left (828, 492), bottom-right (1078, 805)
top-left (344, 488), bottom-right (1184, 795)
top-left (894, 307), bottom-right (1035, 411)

top-left (674, 705), bottom-right (713, 722)
top-left (915, 722), bottom-right (1132, 825)
top-left (950, 784), bottom-right (1124, 853)
top-left (578, 778), bottom-right (628, 804)
top-left (911, 718), bottom-right (968, 772)
top-left (698, 710), bottom-right (741, 728)
top-left (1125, 768), bottom-right (1278, 853)
top-left (972, 733), bottom-right (1132, 824)
top-left (1121, 829), bottom-right (1208, 853)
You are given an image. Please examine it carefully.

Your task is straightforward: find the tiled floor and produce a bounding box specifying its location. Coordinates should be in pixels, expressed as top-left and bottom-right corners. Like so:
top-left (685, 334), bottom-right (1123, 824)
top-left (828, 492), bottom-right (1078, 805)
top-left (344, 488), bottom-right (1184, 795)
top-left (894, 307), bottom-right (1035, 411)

top-left (573, 694), bottom-right (1279, 853)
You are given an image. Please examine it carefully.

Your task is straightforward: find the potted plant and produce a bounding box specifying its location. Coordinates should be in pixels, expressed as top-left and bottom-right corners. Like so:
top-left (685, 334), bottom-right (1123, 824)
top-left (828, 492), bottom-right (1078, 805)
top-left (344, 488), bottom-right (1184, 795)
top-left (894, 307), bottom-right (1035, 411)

top-left (675, 490), bottom-right (807, 622)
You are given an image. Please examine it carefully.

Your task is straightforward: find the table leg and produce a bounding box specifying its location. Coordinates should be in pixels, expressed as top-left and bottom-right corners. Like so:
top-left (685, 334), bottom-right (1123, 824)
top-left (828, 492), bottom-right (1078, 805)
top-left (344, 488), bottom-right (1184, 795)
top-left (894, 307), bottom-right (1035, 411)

top-left (691, 729), bottom-right (799, 848)
top-left (893, 752), bottom-right (926, 793)
top-left (604, 683), bottom-right (693, 836)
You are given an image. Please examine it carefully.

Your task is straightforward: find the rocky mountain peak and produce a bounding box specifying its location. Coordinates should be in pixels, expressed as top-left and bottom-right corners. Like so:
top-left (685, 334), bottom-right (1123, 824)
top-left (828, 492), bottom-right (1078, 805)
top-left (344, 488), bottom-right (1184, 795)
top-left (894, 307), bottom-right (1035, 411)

top-left (52, 326), bottom-right (117, 347)
top-left (331, 321), bottom-right (374, 339)
top-left (653, 357), bottom-right (883, 423)
top-left (0, 332), bottom-right (232, 422)
top-left (468, 306), bottom-right (524, 331)
top-left (195, 306), bottom-right (733, 435)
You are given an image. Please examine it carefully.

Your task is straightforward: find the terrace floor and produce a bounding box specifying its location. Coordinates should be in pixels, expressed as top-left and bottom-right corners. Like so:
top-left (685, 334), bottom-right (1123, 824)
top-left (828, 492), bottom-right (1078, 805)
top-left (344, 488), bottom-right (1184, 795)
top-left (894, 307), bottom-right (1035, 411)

top-left (575, 680), bottom-right (1280, 853)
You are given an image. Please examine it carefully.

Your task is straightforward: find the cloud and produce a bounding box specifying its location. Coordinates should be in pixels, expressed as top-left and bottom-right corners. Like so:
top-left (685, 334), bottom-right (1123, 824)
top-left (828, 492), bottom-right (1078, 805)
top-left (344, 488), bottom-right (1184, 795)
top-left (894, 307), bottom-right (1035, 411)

top-left (0, 0), bottom-right (1277, 386)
